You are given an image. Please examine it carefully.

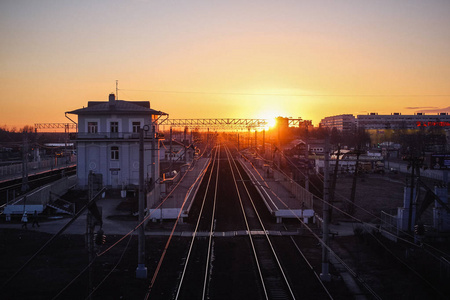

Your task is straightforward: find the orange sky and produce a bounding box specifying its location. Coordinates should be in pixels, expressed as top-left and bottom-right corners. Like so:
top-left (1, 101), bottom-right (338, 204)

top-left (1, 1), bottom-right (450, 129)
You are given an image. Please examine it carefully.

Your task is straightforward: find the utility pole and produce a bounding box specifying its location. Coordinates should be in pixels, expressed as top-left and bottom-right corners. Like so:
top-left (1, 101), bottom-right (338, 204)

top-left (21, 132), bottom-right (29, 193)
top-left (116, 80), bottom-right (119, 100)
top-left (64, 124), bottom-right (68, 165)
top-left (86, 172), bottom-right (94, 299)
top-left (277, 122), bottom-right (280, 149)
top-left (330, 144), bottom-right (341, 222)
top-left (136, 128), bottom-right (147, 279)
top-left (85, 171), bottom-right (104, 298)
top-left (304, 124), bottom-right (309, 192)
top-left (405, 155), bottom-right (422, 233)
top-left (169, 127), bottom-right (173, 167)
top-left (184, 127), bottom-right (187, 163)
top-left (349, 147), bottom-right (361, 215)
top-left (152, 124), bottom-right (159, 204)
top-left (262, 129), bottom-right (265, 156)
top-left (320, 137), bottom-right (331, 282)
top-left (153, 125), bottom-right (158, 188)
top-left (237, 133), bottom-right (240, 151)
top-left (408, 160), bottom-right (415, 233)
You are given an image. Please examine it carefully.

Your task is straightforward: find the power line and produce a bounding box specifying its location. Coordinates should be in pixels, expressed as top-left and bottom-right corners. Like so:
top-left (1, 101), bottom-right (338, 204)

top-left (273, 149), bottom-right (450, 257)
top-left (237, 152), bottom-right (382, 299)
top-left (0, 188), bottom-right (106, 291)
top-left (250, 145), bottom-right (450, 267)
top-left (84, 234), bottom-right (133, 300)
top-left (96, 145), bottom-right (212, 258)
top-left (51, 257), bottom-right (97, 300)
top-left (119, 89), bottom-right (450, 98)
top-left (244, 145), bottom-right (450, 262)
top-left (240, 151), bottom-right (449, 297)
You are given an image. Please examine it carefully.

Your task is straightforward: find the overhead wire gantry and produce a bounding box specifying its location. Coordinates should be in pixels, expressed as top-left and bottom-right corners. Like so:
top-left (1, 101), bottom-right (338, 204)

top-left (159, 118), bottom-right (308, 130)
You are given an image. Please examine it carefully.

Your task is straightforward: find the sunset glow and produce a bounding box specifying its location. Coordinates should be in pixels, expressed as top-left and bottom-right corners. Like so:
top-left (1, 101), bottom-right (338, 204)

top-left (1, 1), bottom-right (450, 129)
top-left (267, 118), bottom-right (277, 129)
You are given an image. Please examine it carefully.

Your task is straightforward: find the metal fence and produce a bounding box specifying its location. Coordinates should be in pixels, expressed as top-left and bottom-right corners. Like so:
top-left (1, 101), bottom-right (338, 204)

top-left (273, 169), bottom-right (314, 209)
top-left (25, 175), bottom-right (77, 205)
top-left (381, 210), bottom-right (398, 235)
top-left (0, 156), bottom-right (76, 179)
top-left (387, 161), bottom-right (449, 182)
top-left (2, 175), bottom-right (77, 215)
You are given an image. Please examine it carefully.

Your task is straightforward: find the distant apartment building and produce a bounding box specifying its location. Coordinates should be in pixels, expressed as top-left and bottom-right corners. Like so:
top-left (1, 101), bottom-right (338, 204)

top-left (320, 114), bottom-right (356, 132)
top-left (66, 94), bottom-right (168, 190)
top-left (356, 112), bottom-right (450, 129)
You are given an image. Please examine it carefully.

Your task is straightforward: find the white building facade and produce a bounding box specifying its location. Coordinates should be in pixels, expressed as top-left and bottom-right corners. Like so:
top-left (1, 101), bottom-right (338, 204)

top-left (356, 112), bottom-right (450, 129)
top-left (67, 94), bottom-right (167, 190)
top-left (320, 114), bottom-right (356, 132)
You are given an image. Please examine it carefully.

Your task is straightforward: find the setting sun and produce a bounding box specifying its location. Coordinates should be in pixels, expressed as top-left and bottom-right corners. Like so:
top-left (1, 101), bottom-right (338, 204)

top-left (267, 117), bottom-right (277, 129)
top-left (255, 110), bottom-right (279, 131)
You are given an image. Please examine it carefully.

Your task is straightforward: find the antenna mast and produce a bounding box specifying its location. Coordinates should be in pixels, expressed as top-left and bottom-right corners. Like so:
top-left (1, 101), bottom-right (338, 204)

top-left (116, 80), bottom-right (118, 100)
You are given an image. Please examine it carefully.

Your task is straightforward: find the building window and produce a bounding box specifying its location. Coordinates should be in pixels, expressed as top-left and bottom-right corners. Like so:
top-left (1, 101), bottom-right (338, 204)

top-left (110, 122), bottom-right (119, 133)
top-left (111, 146), bottom-right (119, 160)
top-left (132, 122), bottom-right (141, 133)
top-left (88, 122), bottom-right (98, 133)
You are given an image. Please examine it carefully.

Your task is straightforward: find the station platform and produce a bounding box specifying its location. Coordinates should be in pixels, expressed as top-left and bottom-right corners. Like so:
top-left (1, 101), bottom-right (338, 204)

top-left (2, 175), bottom-right (78, 218)
top-left (239, 157), bottom-right (315, 223)
top-left (147, 157), bottom-right (210, 222)
top-left (0, 158), bottom-right (76, 184)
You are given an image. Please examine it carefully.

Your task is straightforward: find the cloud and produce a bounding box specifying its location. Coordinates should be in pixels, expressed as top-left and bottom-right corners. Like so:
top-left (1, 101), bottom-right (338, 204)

top-left (408, 106), bottom-right (450, 114)
top-left (404, 106), bottom-right (438, 110)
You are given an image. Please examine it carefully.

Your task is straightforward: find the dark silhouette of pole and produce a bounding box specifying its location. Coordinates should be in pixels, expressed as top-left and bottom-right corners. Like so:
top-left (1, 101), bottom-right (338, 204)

top-left (406, 156), bottom-right (422, 233)
top-left (184, 127), bottom-right (187, 163)
top-left (407, 161), bottom-right (415, 233)
top-left (237, 133), bottom-right (240, 151)
top-left (21, 132), bottom-right (29, 193)
top-left (262, 129), bottom-right (265, 156)
top-left (169, 127), bottom-right (173, 166)
top-left (330, 144), bottom-right (341, 222)
top-left (305, 124), bottom-right (309, 192)
top-left (320, 137), bottom-right (331, 282)
top-left (349, 148), bottom-right (361, 215)
top-left (136, 128), bottom-right (147, 279)
top-left (87, 173), bottom-right (94, 299)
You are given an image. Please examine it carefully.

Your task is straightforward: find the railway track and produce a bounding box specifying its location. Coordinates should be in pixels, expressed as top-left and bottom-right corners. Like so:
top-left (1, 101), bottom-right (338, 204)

top-left (148, 144), bottom-right (334, 299)
top-left (224, 145), bottom-right (295, 300)
top-left (175, 146), bottom-right (220, 300)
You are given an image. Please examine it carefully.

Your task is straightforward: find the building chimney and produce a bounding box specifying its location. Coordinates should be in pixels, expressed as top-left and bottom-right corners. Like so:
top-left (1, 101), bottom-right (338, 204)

top-left (109, 93), bottom-right (115, 107)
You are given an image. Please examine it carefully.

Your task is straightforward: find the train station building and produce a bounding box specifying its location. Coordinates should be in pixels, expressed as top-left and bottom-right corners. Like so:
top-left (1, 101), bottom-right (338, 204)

top-left (66, 94), bottom-right (167, 198)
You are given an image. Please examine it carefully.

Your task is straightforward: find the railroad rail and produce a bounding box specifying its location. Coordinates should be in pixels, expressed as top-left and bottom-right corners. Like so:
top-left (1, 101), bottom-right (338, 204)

top-left (148, 143), bottom-right (334, 299)
top-left (225, 145), bottom-right (295, 299)
top-left (175, 146), bottom-right (220, 299)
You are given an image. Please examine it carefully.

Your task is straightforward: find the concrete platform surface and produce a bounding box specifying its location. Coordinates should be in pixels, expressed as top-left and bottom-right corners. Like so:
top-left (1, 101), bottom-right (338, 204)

top-left (239, 157), bottom-right (315, 223)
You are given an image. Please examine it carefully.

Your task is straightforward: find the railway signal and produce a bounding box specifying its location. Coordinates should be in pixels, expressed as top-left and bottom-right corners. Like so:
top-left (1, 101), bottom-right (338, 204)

top-left (95, 229), bottom-right (106, 245)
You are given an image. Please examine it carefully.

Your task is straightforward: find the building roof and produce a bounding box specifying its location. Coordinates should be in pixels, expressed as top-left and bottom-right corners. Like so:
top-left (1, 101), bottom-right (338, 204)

top-left (66, 100), bottom-right (168, 116)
